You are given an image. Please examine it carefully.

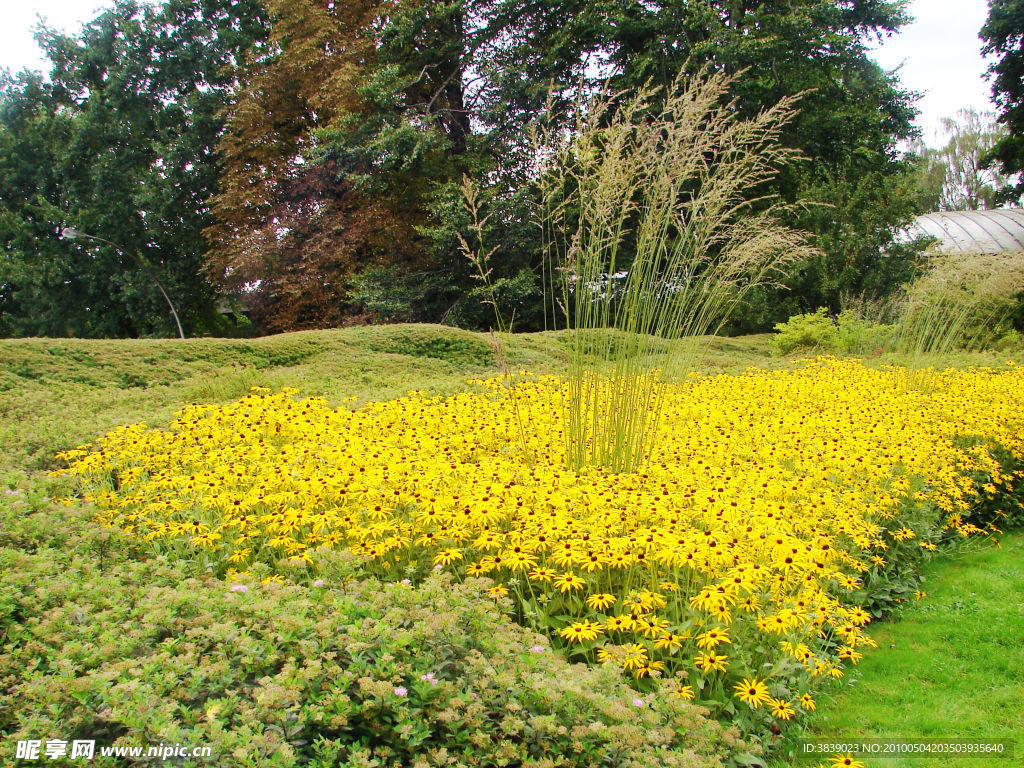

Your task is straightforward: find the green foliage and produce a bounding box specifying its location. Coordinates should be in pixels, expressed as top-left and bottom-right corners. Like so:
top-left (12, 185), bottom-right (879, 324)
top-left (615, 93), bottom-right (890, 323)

top-left (0, 490), bottom-right (747, 768)
top-left (770, 310), bottom-right (892, 356)
top-left (342, 325), bottom-right (496, 367)
top-left (0, 0), bottom-right (931, 336)
top-left (601, 0), bottom-right (922, 329)
top-left (225, 0), bottom-right (925, 334)
top-left (981, 0), bottom-right (1024, 205)
top-left (770, 310), bottom-right (841, 354)
top-left (348, 265), bottom-right (466, 326)
top-left (0, 0), bottom-right (269, 338)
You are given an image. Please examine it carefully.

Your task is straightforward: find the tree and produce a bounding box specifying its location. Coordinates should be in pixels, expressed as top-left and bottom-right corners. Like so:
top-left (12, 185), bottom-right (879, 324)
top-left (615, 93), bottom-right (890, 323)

top-left (207, 0), bottom-right (592, 331)
top-left (204, 0), bottom-right (447, 331)
top-left (908, 140), bottom-right (948, 213)
top-left (0, 72), bottom-right (81, 337)
top-left (211, 0), bottom-right (924, 331)
top-left (0, 0), bottom-right (268, 338)
top-left (981, 0), bottom-right (1024, 205)
top-left (910, 109), bottom-right (1014, 212)
top-left (595, 0), bottom-right (921, 323)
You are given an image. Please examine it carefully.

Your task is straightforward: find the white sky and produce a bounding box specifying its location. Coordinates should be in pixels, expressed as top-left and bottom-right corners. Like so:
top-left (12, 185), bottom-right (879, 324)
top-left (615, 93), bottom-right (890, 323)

top-left (0, 0), bottom-right (999, 149)
top-left (1, 1), bottom-right (122, 74)
top-left (868, 0), bottom-right (997, 146)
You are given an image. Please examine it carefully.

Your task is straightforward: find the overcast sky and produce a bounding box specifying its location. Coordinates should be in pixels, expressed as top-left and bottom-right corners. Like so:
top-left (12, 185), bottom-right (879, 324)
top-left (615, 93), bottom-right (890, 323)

top-left (0, 0), bottom-right (999, 148)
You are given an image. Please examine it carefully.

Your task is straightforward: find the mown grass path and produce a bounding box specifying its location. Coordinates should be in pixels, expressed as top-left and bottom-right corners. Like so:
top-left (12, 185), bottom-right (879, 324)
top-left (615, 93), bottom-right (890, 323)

top-left (774, 532), bottom-right (1024, 767)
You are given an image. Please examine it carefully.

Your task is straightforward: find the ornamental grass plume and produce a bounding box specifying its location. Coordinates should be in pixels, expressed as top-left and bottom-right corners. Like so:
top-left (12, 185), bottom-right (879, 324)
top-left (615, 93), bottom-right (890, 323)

top-left (892, 248), bottom-right (1024, 388)
top-left (536, 65), bottom-right (817, 473)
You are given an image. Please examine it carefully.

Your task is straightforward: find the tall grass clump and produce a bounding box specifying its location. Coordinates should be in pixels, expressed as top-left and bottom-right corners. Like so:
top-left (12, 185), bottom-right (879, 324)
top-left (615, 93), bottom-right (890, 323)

top-left (537, 68), bottom-right (817, 472)
top-left (892, 249), bottom-right (1024, 387)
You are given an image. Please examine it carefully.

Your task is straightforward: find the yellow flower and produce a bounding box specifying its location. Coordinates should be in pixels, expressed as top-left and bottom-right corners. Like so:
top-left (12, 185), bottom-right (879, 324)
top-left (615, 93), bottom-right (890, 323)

top-left (671, 683), bottom-right (694, 700)
top-left (732, 677), bottom-right (771, 708)
top-left (829, 754), bottom-right (866, 768)
top-left (695, 627), bottom-right (731, 650)
top-left (694, 652), bottom-right (729, 673)
top-left (528, 567), bottom-right (556, 582)
top-left (558, 621), bottom-right (602, 644)
top-left (838, 646), bottom-right (863, 664)
top-left (553, 572), bottom-right (586, 593)
top-left (432, 549), bottom-right (463, 566)
top-left (619, 643), bottom-right (649, 670)
top-left (654, 632), bottom-right (686, 651)
top-left (585, 593), bottom-right (617, 611)
top-left (190, 530), bottom-right (222, 547)
top-left (769, 697), bottom-right (795, 720)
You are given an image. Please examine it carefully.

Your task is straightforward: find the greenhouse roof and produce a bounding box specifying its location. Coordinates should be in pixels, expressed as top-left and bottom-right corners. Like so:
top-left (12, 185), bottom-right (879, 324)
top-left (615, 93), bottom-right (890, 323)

top-left (903, 209), bottom-right (1024, 253)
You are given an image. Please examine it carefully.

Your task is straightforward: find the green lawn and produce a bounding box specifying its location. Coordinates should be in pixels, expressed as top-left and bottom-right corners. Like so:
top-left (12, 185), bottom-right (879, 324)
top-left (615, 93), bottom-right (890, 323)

top-left (771, 533), bottom-right (1024, 768)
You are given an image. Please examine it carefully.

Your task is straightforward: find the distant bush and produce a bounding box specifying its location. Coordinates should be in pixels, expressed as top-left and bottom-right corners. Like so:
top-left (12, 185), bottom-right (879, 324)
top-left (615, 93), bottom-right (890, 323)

top-left (0, 492), bottom-right (749, 768)
top-left (770, 309), bottom-right (891, 356)
top-left (345, 325), bottom-right (495, 367)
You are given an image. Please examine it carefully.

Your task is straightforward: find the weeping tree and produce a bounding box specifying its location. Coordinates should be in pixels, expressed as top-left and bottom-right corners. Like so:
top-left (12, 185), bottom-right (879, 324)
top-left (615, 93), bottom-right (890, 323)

top-left (537, 68), bottom-right (818, 473)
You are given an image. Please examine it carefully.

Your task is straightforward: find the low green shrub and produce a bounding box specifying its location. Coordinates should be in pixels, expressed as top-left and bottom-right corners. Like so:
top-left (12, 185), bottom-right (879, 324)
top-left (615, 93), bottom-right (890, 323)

top-left (344, 325), bottom-right (495, 367)
top-left (769, 309), bottom-right (839, 355)
top-left (770, 309), bottom-right (892, 356)
top-left (0, 488), bottom-right (751, 768)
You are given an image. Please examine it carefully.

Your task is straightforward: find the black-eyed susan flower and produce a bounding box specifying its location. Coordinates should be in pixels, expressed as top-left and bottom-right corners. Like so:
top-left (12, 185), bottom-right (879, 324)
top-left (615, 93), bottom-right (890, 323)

top-left (528, 566), bottom-right (556, 582)
top-left (829, 754), bottom-right (866, 768)
top-left (671, 683), bottom-right (694, 700)
top-left (654, 632), bottom-right (686, 651)
top-left (694, 652), bottom-right (729, 673)
top-left (432, 548), bottom-right (463, 566)
top-left (732, 677), bottom-right (771, 708)
top-left (769, 697), bottom-right (795, 720)
top-left (585, 593), bottom-right (617, 611)
top-left (558, 621), bottom-right (602, 643)
top-left (695, 627), bottom-right (731, 650)
top-left (553, 572), bottom-right (586, 593)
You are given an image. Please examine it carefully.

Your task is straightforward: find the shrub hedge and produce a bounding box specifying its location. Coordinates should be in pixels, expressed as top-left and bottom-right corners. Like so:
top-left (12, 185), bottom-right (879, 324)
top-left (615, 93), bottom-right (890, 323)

top-left (0, 486), bottom-right (752, 768)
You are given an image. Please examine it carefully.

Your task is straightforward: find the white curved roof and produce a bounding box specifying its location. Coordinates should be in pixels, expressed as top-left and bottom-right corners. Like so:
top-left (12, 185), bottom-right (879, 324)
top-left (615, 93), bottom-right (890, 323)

top-left (903, 210), bottom-right (1024, 253)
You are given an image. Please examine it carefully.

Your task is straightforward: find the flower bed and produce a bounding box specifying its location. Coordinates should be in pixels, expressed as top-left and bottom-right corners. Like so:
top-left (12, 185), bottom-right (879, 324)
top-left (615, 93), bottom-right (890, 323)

top-left (56, 358), bottom-right (1024, 736)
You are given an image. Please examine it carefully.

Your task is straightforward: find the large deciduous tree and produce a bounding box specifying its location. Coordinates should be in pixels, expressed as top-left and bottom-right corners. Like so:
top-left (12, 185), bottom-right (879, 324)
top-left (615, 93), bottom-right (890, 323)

top-left (0, 0), bottom-right (268, 338)
top-left (595, 0), bottom-right (921, 323)
top-left (204, 0), bottom-right (429, 332)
